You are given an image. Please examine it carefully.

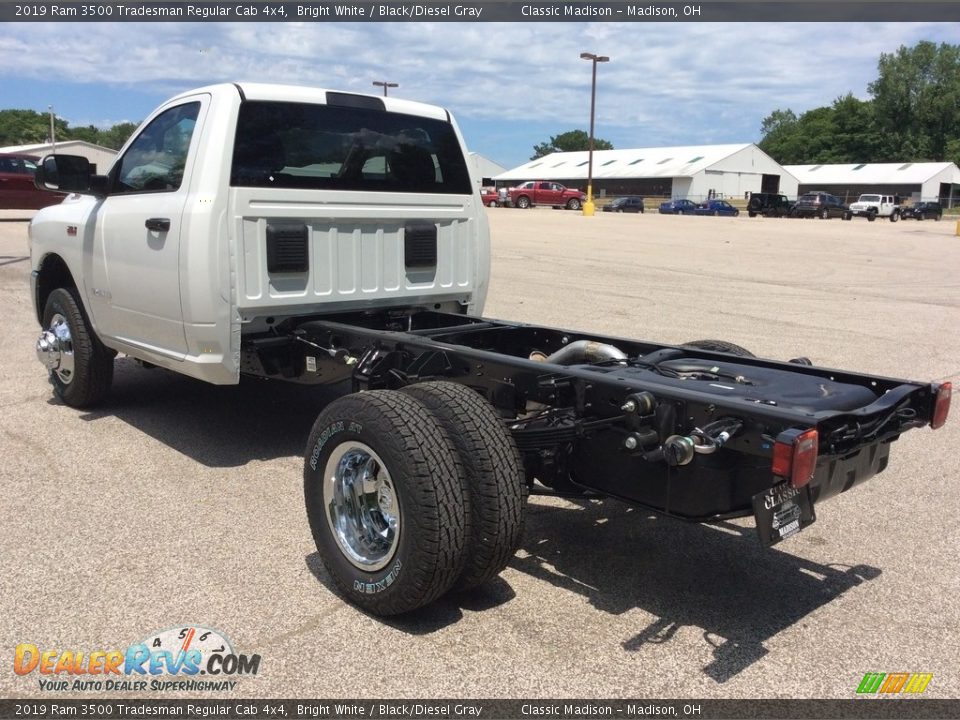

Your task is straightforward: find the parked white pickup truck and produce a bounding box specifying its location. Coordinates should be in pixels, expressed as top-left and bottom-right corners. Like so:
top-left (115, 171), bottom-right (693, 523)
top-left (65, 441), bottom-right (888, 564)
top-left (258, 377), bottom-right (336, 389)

top-left (848, 193), bottom-right (901, 221)
top-left (28, 83), bottom-right (950, 616)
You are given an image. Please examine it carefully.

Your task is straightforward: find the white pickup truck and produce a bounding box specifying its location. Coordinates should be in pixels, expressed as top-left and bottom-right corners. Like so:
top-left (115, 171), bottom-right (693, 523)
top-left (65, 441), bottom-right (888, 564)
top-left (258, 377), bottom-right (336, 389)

top-left (847, 193), bottom-right (902, 221)
top-left (29, 83), bottom-right (950, 616)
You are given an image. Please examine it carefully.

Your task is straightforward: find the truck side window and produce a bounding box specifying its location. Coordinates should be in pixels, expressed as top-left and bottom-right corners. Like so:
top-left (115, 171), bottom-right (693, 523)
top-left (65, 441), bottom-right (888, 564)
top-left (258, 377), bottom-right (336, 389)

top-left (113, 102), bottom-right (200, 194)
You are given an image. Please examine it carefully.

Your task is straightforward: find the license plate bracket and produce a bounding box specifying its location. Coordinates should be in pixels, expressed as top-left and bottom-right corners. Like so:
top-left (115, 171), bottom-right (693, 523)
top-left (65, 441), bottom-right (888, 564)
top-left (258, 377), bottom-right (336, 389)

top-left (753, 482), bottom-right (816, 546)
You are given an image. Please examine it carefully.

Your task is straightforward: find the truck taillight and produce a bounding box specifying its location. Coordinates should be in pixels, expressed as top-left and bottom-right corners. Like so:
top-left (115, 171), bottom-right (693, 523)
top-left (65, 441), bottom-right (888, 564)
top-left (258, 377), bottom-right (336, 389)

top-left (932, 381), bottom-right (951, 430)
top-left (772, 428), bottom-right (819, 488)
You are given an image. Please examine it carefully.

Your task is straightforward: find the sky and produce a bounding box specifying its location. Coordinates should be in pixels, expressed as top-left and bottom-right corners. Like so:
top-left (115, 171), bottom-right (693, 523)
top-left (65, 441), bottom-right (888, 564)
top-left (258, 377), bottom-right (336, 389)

top-left (0, 20), bottom-right (956, 169)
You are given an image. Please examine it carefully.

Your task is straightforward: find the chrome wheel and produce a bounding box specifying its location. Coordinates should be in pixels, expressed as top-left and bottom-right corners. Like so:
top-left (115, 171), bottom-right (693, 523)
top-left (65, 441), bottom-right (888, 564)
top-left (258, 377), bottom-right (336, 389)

top-left (36, 313), bottom-right (75, 385)
top-left (323, 442), bottom-right (401, 571)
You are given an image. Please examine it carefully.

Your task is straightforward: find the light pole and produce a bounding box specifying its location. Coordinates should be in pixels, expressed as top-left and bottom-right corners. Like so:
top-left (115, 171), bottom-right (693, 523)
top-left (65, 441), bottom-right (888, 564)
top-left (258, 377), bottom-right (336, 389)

top-left (48, 105), bottom-right (56, 153)
top-left (579, 52), bottom-right (609, 216)
top-left (372, 80), bottom-right (398, 97)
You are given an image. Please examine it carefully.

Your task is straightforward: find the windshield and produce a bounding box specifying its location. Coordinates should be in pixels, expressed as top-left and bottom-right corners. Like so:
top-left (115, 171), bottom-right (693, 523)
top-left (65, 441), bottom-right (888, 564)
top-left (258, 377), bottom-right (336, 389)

top-left (859, 195), bottom-right (881, 202)
top-left (231, 101), bottom-right (472, 194)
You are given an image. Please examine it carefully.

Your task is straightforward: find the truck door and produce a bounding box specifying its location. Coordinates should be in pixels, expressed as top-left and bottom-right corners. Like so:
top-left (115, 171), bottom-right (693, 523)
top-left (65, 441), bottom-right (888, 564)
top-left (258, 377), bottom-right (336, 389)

top-left (540, 182), bottom-right (561, 205)
top-left (87, 98), bottom-right (205, 359)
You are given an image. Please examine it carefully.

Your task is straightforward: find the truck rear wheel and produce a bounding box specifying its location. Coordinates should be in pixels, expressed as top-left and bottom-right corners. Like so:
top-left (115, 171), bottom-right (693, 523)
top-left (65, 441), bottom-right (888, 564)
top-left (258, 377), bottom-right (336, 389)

top-left (303, 390), bottom-right (468, 615)
top-left (401, 382), bottom-right (527, 592)
top-left (39, 287), bottom-right (114, 409)
top-left (682, 339), bottom-right (755, 357)
top-left (889, 211), bottom-right (899, 222)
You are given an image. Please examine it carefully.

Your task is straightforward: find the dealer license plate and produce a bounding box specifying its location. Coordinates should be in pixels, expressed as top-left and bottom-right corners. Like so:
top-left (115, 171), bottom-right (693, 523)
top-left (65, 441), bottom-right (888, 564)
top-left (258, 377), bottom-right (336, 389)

top-left (752, 482), bottom-right (816, 546)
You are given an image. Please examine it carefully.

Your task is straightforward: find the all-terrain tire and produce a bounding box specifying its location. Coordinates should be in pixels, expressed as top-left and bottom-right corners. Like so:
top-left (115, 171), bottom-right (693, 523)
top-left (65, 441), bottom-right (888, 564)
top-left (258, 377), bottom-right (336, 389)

top-left (401, 382), bottom-right (527, 592)
top-left (890, 210), bottom-right (899, 222)
top-left (304, 390), bottom-right (468, 615)
top-left (41, 287), bottom-right (114, 409)
top-left (682, 339), bottom-right (756, 357)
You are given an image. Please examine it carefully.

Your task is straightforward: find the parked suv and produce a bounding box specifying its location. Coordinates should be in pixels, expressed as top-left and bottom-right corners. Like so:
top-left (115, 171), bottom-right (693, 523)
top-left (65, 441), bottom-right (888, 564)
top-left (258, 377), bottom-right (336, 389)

top-left (901, 201), bottom-right (943, 221)
top-left (792, 191), bottom-right (851, 220)
top-left (747, 192), bottom-right (793, 218)
top-left (848, 194), bottom-right (901, 222)
top-left (603, 196), bottom-right (645, 213)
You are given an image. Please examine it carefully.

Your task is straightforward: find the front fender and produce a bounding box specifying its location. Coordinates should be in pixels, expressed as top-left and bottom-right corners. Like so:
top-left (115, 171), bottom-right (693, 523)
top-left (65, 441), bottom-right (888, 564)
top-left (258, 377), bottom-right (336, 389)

top-left (29, 194), bottom-right (99, 323)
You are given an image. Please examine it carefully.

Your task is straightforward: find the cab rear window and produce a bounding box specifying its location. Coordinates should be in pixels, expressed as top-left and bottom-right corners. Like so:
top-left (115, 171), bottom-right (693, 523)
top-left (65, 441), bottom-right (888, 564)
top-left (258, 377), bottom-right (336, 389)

top-left (231, 101), bottom-right (472, 194)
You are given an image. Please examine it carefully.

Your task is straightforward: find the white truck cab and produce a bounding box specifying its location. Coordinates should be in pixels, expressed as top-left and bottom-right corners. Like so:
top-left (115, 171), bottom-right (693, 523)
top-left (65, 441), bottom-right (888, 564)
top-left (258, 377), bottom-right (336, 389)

top-left (29, 83), bottom-right (489, 399)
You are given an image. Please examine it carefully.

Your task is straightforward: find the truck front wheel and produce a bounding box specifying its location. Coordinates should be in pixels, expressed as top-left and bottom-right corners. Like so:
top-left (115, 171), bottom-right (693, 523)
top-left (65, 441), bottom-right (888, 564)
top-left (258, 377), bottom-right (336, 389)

top-left (303, 391), bottom-right (468, 615)
top-left (566, 198), bottom-right (582, 211)
top-left (401, 381), bottom-right (527, 592)
top-left (39, 287), bottom-right (114, 409)
top-left (515, 196), bottom-right (531, 209)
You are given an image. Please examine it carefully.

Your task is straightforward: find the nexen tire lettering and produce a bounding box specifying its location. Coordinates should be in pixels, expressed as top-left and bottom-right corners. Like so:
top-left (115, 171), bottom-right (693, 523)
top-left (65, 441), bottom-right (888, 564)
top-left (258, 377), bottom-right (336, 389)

top-left (353, 560), bottom-right (403, 594)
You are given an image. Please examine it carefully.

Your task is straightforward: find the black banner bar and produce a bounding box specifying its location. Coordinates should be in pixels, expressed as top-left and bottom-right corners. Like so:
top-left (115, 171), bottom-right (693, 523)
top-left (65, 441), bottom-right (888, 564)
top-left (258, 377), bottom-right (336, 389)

top-left (2, 699), bottom-right (960, 719)
top-left (4, 1), bottom-right (960, 23)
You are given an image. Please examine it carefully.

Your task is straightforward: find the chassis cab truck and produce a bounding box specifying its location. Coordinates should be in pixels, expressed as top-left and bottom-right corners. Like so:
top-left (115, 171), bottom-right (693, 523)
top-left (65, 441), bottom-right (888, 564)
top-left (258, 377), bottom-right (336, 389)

top-left (29, 83), bottom-right (951, 616)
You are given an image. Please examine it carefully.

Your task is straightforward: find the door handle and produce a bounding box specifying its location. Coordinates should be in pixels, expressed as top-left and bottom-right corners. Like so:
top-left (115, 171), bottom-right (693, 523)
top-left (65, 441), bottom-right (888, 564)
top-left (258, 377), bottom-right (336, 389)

top-left (145, 218), bottom-right (170, 232)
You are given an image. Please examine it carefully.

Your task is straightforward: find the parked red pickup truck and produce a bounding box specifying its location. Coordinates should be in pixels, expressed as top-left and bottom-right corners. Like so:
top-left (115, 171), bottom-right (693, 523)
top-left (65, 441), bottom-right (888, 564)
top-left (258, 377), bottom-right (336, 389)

top-left (509, 180), bottom-right (586, 210)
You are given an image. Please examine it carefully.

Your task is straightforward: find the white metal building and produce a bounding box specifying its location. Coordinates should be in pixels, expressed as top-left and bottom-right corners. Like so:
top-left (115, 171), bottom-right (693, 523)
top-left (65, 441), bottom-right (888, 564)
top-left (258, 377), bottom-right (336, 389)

top-left (785, 162), bottom-right (960, 206)
top-left (0, 140), bottom-right (118, 175)
top-left (469, 152), bottom-right (508, 185)
top-left (494, 144), bottom-right (799, 201)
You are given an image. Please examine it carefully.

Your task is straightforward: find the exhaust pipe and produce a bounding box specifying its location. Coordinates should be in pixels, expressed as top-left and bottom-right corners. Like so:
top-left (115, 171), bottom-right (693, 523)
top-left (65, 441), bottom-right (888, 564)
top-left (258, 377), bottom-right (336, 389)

top-left (533, 340), bottom-right (628, 365)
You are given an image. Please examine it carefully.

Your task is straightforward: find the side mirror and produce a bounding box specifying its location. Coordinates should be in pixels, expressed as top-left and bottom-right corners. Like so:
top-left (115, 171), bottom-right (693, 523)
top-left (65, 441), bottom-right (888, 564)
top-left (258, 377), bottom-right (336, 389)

top-left (35, 154), bottom-right (106, 195)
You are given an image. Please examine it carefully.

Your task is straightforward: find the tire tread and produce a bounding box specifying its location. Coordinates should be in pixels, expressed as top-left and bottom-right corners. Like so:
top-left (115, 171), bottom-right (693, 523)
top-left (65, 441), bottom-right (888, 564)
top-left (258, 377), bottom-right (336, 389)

top-left (402, 381), bottom-right (527, 591)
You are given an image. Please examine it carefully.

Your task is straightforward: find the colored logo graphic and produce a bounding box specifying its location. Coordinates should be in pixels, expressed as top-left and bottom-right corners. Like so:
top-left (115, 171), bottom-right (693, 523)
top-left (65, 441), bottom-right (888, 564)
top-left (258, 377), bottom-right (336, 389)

top-left (13, 625), bottom-right (260, 692)
top-left (856, 673), bottom-right (932, 695)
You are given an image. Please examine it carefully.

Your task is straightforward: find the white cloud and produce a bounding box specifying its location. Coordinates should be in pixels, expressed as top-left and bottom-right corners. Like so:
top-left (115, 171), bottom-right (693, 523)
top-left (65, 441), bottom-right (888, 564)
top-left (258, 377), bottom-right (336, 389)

top-left (0, 20), bottom-right (954, 165)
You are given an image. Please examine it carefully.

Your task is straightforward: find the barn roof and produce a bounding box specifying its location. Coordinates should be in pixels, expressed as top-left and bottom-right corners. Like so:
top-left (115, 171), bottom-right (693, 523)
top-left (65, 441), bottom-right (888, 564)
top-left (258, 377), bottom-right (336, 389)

top-left (494, 144), bottom-right (756, 181)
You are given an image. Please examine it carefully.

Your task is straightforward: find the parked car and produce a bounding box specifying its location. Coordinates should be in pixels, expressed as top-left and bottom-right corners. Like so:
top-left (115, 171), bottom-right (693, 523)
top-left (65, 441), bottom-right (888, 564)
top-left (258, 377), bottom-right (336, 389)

top-left (508, 180), bottom-right (586, 210)
top-left (480, 186), bottom-right (499, 207)
top-left (603, 196), bottom-right (645, 214)
top-left (900, 201), bottom-right (943, 221)
top-left (658, 199), bottom-right (698, 215)
top-left (791, 191), bottom-right (851, 219)
top-left (0, 153), bottom-right (67, 210)
top-left (747, 193), bottom-right (793, 218)
top-left (694, 200), bottom-right (740, 217)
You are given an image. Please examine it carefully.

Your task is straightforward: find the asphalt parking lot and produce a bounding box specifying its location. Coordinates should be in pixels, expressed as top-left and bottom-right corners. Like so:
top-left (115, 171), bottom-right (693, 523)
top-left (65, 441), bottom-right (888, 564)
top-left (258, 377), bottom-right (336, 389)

top-left (1, 209), bottom-right (958, 700)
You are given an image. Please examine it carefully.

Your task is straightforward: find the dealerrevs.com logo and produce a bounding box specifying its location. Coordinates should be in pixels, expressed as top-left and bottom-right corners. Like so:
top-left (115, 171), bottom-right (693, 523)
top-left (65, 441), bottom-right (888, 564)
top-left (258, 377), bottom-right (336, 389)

top-left (13, 626), bottom-right (261, 692)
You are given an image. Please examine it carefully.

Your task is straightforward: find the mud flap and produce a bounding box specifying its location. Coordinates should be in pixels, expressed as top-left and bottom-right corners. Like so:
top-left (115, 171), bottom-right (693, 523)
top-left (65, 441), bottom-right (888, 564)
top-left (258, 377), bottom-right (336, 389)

top-left (752, 483), bottom-right (816, 546)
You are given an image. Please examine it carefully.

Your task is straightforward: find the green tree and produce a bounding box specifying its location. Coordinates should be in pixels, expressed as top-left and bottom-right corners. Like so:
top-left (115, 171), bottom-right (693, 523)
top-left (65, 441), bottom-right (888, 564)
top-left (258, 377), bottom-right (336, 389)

top-left (868, 41), bottom-right (960, 161)
top-left (0, 109), bottom-right (69, 146)
top-left (759, 41), bottom-right (960, 165)
top-left (829, 93), bottom-right (883, 162)
top-left (531, 129), bottom-right (613, 159)
top-left (758, 108), bottom-right (802, 163)
top-left (98, 122), bottom-right (139, 150)
top-left (0, 109), bottom-right (138, 150)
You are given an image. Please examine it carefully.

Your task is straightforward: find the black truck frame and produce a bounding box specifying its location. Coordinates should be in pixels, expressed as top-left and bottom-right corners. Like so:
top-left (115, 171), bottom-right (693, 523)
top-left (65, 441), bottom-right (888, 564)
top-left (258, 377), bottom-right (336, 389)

top-left (237, 307), bottom-right (950, 615)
